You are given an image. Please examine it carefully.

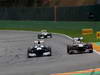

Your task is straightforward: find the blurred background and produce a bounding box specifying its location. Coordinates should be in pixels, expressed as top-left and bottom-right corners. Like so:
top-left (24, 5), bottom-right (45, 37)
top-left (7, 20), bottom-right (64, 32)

top-left (0, 0), bottom-right (100, 42)
top-left (0, 0), bottom-right (99, 21)
top-left (0, 0), bottom-right (97, 7)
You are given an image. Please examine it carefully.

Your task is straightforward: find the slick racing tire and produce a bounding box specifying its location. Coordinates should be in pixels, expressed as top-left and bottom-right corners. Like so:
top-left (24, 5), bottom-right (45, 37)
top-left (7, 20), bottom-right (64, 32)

top-left (27, 49), bottom-right (32, 58)
top-left (48, 34), bottom-right (52, 38)
top-left (27, 52), bottom-right (32, 58)
top-left (27, 55), bottom-right (32, 58)
top-left (48, 48), bottom-right (52, 56)
top-left (89, 50), bottom-right (93, 53)
top-left (67, 45), bottom-right (73, 54)
top-left (38, 34), bottom-right (41, 39)
top-left (67, 45), bottom-right (70, 54)
top-left (49, 50), bottom-right (52, 56)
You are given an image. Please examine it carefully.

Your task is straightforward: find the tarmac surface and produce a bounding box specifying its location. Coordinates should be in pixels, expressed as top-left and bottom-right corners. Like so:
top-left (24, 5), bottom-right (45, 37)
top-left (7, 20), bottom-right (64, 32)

top-left (0, 30), bottom-right (99, 75)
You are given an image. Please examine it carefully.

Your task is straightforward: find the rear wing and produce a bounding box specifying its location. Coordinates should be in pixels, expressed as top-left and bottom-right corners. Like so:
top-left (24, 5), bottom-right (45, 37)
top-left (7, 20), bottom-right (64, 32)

top-left (41, 29), bottom-right (47, 32)
top-left (73, 37), bottom-right (83, 44)
top-left (73, 37), bottom-right (83, 41)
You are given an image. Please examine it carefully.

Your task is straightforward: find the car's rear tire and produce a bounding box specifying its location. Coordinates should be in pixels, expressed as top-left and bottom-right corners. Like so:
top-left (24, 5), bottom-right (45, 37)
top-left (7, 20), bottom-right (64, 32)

top-left (27, 53), bottom-right (32, 58)
top-left (47, 53), bottom-right (52, 56)
top-left (27, 55), bottom-right (32, 58)
top-left (47, 35), bottom-right (52, 38)
top-left (68, 50), bottom-right (74, 54)
top-left (67, 45), bottom-right (72, 54)
top-left (48, 48), bottom-right (52, 56)
top-left (27, 49), bottom-right (32, 58)
top-left (89, 50), bottom-right (93, 53)
top-left (49, 34), bottom-right (52, 38)
top-left (38, 35), bottom-right (41, 39)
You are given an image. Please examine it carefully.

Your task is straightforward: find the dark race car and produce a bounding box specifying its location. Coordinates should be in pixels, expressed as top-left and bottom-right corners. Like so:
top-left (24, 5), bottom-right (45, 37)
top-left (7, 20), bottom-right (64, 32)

top-left (67, 37), bottom-right (93, 54)
top-left (27, 40), bottom-right (52, 58)
top-left (38, 30), bottom-right (52, 39)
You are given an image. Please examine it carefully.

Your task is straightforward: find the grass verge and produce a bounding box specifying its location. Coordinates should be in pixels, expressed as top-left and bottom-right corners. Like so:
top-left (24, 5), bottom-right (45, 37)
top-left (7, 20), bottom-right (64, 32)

top-left (0, 21), bottom-right (100, 42)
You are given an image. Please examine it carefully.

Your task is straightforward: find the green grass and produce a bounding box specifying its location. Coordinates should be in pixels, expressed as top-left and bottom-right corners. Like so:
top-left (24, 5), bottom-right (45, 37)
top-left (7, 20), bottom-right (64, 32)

top-left (0, 20), bottom-right (100, 42)
top-left (48, 29), bottom-right (100, 42)
top-left (0, 28), bottom-right (99, 42)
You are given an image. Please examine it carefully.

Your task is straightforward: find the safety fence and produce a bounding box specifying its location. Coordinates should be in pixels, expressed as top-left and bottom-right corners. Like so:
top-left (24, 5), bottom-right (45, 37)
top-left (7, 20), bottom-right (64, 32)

top-left (0, 5), bottom-right (98, 21)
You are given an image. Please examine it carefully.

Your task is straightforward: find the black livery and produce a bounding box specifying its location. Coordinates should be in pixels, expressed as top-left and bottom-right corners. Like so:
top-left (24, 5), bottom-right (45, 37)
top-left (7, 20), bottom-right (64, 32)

top-left (27, 40), bottom-right (52, 58)
top-left (38, 30), bottom-right (52, 39)
top-left (67, 37), bottom-right (93, 54)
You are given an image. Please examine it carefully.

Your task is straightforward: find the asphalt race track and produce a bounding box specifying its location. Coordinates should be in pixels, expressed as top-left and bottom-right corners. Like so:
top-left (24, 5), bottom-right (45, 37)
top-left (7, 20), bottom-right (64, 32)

top-left (0, 30), bottom-right (99, 75)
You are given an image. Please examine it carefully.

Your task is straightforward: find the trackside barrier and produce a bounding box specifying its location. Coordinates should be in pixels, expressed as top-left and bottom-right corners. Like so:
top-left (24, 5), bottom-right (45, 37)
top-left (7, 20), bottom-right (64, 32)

top-left (82, 28), bottom-right (93, 35)
top-left (96, 32), bottom-right (100, 39)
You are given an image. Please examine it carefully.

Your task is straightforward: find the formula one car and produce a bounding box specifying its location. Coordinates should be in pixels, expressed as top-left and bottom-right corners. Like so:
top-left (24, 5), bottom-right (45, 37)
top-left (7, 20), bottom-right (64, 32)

top-left (38, 30), bottom-right (52, 39)
top-left (27, 40), bottom-right (52, 58)
top-left (67, 37), bottom-right (93, 54)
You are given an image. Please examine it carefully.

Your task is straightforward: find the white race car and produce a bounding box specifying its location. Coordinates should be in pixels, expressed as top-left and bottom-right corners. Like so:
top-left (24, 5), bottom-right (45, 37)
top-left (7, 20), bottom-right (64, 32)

top-left (67, 37), bottom-right (93, 54)
top-left (38, 30), bottom-right (52, 39)
top-left (27, 40), bottom-right (52, 58)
